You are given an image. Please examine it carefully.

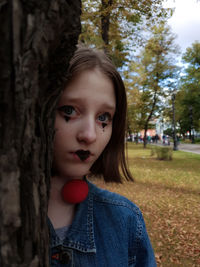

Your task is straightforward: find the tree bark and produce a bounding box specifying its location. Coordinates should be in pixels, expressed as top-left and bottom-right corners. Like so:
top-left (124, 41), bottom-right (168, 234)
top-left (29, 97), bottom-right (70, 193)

top-left (101, 0), bottom-right (113, 48)
top-left (0, 0), bottom-right (81, 266)
top-left (143, 73), bottom-right (159, 149)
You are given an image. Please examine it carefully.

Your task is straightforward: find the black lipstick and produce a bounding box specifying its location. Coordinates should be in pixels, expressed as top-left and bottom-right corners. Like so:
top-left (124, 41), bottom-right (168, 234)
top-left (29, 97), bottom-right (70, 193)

top-left (75, 150), bottom-right (90, 161)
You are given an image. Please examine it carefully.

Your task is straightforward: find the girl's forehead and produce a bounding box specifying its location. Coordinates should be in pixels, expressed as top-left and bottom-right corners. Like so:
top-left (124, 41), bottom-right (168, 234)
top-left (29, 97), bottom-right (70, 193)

top-left (64, 69), bottom-right (113, 91)
top-left (59, 70), bottom-right (116, 110)
top-left (71, 68), bottom-right (109, 82)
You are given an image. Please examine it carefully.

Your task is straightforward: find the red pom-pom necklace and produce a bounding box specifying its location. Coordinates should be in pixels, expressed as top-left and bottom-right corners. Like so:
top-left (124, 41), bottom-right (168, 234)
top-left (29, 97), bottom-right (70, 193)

top-left (61, 179), bottom-right (89, 204)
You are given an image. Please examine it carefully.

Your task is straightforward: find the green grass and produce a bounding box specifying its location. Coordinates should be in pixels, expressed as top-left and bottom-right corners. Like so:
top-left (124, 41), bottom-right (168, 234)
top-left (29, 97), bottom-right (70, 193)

top-left (92, 143), bottom-right (200, 267)
top-left (129, 144), bottom-right (200, 192)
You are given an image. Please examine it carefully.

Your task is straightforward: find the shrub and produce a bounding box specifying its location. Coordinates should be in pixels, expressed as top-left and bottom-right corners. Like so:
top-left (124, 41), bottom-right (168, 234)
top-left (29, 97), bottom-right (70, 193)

top-left (151, 146), bottom-right (173, 160)
top-left (194, 138), bottom-right (200, 144)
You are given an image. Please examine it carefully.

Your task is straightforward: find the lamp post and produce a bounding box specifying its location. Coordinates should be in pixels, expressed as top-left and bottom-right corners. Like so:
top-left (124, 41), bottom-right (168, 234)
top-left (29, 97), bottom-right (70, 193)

top-left (189, 105), bottom-right (195, 144)
top-left (172, 93), bottom-right (178, 150)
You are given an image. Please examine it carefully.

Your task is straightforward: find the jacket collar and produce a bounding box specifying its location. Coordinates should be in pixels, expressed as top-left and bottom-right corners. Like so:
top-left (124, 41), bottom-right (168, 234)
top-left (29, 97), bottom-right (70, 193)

top-left (49, 180), bottom-right (96, 253)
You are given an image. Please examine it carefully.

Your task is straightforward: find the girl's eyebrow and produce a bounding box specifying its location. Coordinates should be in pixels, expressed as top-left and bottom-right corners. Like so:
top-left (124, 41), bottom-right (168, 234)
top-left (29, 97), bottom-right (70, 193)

top-left (100, 103), bottom-right (116, 112)
top-left (59, 97), bottom-right (116, 112)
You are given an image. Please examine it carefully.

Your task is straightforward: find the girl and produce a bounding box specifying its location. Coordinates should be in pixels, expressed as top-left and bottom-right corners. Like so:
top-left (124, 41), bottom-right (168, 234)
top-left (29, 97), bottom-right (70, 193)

top-left (48, 46), bottom-right (156, 266)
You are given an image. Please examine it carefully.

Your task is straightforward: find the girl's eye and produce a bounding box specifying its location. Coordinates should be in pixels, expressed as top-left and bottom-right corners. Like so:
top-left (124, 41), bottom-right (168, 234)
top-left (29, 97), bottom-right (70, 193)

top-left (57, 105), bottom-right (77, 122)
top-left (57, 105), bottom-right (76, 116)
top-left (98, 112), bottom-right (111, 123)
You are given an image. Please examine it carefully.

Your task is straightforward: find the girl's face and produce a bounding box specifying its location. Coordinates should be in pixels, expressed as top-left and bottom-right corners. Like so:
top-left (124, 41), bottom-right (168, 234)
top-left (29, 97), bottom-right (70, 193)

top-left (53, 69), bottom-right (116, 180)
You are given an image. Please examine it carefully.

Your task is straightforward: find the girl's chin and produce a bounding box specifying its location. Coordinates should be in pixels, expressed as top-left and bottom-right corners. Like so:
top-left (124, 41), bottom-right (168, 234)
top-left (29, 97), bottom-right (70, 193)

top-left (59, 170), bottom-right (90, 180)
top-left (52, 163), bottom-right (93, 179)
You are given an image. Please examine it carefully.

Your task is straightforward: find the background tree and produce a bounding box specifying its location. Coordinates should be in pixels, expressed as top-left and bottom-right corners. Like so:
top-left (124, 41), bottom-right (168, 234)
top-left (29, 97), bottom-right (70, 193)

top-left (175, 90), bottom-right (192, 138)
top-left (180, 42), bottom-right (200, 137)
top-left (80, 0), bottom-right (171, 67)
top-left (127, 22), bottom-right (179, 147)
top-left (0, 0), bottom-right (81, 266)
top-left (169, 42), bottom-right (200, 142)
top-left (125, 78), bottom-right (141, 138)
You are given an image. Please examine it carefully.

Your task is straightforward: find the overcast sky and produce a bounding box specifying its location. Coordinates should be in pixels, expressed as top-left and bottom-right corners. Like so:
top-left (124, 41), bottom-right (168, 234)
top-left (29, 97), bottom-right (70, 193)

top-left (163, 0), bottom-right (200, 54)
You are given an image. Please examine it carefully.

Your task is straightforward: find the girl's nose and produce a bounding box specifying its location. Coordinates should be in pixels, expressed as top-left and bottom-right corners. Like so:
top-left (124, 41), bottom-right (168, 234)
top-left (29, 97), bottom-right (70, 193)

top-left (77, 118), bottom-right (97, 144)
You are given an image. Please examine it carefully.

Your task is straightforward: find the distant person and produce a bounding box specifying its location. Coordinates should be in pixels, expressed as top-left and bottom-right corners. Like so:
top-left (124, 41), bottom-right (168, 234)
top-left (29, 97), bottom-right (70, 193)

top-left (155, 134), bottom-right (159, 144)
top-left (166, 135), bottom-right (170, 146)
top-left (162, 135), bottom-right (166, 145)
top-left (177, 135), bottom-right (180, 145)
top-left (147, 135), bottom-right (152, 143)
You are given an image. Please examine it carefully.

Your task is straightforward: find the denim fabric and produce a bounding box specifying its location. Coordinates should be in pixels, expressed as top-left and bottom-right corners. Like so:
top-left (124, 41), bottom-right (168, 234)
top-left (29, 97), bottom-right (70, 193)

top-left (48, 180), bottom-right (156, 267)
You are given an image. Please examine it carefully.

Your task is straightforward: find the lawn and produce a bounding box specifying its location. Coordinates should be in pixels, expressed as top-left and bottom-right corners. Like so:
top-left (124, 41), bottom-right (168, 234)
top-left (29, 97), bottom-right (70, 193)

top-left (91, 143), bottom-right (200, 267)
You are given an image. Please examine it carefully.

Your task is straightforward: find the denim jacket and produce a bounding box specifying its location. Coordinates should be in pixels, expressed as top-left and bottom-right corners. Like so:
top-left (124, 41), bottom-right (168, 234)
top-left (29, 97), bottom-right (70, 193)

top-left (48, 180), bottom-right (156, 267)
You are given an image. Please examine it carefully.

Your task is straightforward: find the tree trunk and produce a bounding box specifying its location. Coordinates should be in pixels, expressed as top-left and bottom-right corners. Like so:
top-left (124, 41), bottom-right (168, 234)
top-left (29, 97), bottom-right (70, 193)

top-left (101, 0), bottom-right (113, 49)
top-left (143, 125), bottom-right (148, 148)
top-left (0, 0), bottom-right (81, 266)
top-left (142, 77), bottom-right (159, 149)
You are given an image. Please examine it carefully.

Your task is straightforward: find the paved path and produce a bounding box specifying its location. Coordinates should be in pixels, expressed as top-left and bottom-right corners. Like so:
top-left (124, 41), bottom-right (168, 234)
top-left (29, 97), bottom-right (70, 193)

top-left (176, 143), bottom-right (200, 154)
top-left (152, 142), bottom-right (200, 155)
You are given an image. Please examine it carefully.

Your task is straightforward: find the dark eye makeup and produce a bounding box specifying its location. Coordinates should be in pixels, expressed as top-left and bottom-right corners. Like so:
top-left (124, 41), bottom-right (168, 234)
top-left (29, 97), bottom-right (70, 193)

top-left (98, 112), bottom-right (112, 129)
top-left (102, 123), bottom-right (107, 129)
top-left (57, 106), bottom-right (113, 128)
top-left (57, 105), bottom-right (74, 115)
top-left (57, 105), bottom-right (75, 122)
top-left (98, 112), bottom-right (112, 122)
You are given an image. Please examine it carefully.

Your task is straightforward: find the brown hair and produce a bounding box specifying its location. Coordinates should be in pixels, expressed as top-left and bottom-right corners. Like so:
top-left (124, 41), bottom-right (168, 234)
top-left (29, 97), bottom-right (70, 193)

top-left (64, 46), bottom-right (133, 183)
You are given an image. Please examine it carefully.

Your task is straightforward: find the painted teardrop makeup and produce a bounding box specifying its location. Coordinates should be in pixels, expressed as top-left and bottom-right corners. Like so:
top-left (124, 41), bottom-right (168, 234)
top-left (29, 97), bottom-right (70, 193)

top-left (98, 112), bottom-right (111, 131)
top-left (57, 106), bottom-right (72, 122)
top-left (102, 123), bottom-right (107, 131)
top-left (64, 116), bottom-right (70, 122)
